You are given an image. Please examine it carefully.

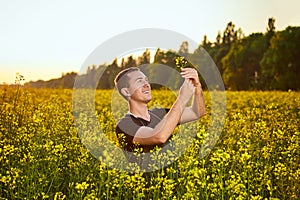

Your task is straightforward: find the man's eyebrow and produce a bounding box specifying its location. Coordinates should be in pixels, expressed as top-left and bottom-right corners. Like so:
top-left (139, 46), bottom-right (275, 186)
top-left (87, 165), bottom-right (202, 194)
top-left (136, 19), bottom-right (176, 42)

top-left (134, 76), bottom-right (148, 81)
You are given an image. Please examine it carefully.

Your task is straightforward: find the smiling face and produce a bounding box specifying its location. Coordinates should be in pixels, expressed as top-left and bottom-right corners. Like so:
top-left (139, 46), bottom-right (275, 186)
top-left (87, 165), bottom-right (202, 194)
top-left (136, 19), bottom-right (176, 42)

top-left (126, 70), bottom-right (152, 103)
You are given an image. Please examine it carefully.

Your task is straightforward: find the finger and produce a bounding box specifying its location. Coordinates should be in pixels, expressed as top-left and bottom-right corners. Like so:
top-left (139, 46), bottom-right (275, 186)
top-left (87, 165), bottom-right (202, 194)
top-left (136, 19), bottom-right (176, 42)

top-left (180, 69), bottom-right (191, 75)
top-left (181, 70), bottom-right (199, 80)
top-left (180, 70), bottom-right (198, 77)
top-left (180, 70), bottom-right (195, 76)
top-left (186, 78), bottom-right (194, 86)
top-left (181, 68), bottom-right (197, 73)
top-left (181, 67), bottom-right (193, 71)
top-left (181, 74), bottom-right (196, 80)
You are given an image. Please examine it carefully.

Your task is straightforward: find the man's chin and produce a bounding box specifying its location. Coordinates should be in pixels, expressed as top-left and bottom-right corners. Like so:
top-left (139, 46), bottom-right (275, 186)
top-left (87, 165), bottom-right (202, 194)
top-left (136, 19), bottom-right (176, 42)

top-left (146, 97), bottom-right (152, 103)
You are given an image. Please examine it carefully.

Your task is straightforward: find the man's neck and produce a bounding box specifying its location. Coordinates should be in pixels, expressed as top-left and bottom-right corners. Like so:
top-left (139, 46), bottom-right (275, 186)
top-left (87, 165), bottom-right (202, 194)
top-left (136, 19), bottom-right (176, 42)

top-left (128, 102), bottom-right (150, 121)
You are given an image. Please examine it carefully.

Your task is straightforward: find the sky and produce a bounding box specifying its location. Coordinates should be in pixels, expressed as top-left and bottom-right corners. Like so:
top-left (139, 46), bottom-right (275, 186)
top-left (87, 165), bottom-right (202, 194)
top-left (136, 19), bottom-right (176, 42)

top-left (0, 0), bottom-right (299, 84)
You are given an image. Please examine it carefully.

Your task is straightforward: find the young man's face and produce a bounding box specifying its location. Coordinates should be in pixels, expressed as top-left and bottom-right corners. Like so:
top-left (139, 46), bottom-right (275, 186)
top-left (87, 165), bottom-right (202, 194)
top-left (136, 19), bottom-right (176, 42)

top-left (126, 70), bottom-right (152, 103)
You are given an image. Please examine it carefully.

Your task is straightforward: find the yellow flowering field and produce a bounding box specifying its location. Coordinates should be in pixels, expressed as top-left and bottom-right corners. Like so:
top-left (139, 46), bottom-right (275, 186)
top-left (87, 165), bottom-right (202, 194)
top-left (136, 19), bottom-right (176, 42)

top-left (0, 86), bottom-right (299, 199)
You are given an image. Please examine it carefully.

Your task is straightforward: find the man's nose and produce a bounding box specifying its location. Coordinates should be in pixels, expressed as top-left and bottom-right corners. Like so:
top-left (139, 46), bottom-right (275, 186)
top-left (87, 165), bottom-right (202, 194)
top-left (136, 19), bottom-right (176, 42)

top-left (143, 80), bottom-right (150, 87)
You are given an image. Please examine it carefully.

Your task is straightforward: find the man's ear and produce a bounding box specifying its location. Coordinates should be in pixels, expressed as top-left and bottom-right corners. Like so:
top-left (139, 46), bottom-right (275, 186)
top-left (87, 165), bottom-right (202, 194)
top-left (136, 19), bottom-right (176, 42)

top-left (120, 88), bottom-right (131, 97)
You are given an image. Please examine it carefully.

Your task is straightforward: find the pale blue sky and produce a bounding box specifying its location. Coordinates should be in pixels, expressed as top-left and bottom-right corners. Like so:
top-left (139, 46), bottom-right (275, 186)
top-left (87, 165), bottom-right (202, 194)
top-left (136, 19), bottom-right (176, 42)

top-left (1, 0), bottom-right (299, 84)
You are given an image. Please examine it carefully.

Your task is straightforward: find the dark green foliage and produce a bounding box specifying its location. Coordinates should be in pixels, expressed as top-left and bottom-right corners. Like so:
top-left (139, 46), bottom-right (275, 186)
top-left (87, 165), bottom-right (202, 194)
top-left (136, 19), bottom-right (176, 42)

top-left (24, 19), bottom-right (300, 91)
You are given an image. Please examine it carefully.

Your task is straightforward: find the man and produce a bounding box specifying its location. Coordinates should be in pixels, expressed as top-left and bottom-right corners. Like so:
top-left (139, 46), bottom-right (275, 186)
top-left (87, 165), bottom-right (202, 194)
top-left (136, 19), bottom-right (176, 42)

top-left (114, 67), bottom-right (205, 163)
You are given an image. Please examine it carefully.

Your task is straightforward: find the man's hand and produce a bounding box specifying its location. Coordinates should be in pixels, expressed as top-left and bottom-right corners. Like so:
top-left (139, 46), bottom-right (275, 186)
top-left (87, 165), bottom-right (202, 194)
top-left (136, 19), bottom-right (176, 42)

top-left (180, 68), bottom-right (201, 87)
top-left (179, 68), bottom-right (205, 124)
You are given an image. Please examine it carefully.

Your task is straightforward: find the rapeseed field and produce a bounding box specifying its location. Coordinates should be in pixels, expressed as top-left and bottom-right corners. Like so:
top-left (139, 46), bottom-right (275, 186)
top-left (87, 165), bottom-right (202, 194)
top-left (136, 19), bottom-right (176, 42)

top-left (0, 86), bottom-right (299, 199)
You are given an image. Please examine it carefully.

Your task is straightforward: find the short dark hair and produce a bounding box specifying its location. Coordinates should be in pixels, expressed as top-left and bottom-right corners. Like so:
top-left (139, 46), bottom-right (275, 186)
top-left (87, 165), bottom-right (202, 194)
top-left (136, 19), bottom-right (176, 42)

top-left (114, 67), bottom-right (140, 99)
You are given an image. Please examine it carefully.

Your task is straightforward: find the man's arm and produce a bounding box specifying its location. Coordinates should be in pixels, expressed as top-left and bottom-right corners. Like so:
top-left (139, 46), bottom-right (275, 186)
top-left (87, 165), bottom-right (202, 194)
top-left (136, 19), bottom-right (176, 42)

top-left (179, 68), bottom-right (206, 124)
top-left (133, 79), bottom-right (195, 145)
top-left (180, 84), bottom-right (205, 124)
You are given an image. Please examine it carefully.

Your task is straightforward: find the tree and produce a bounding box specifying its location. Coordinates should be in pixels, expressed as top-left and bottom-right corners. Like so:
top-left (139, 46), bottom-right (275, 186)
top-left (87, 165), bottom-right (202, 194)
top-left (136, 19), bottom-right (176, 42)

top-left (208, 22), bottom-right (244, 76)
top-left (222, 21), bottom-right (236, 45)
top-left (215, 31), bottom-right (222, 47)
top-left (60, 72), bottom-right (77, 88)
top-left (236, 28), bottom-right (245, 40)
top-left (222, 33), bottom-right (268, 90)
top-left (201, 35), bottom-right (212, 50)
top-left (107, 58), bottom-right (120, 88)
top-left (137, 49), bottom-right (151, 66)
top-left (150, 48), bottom-right (180, 89)
top-left (266, 17), bottom-right (276, 46)
top-left (120, 58), bottom-right (125, 69)
top-left (178, 41), bottom-right (189, 58)
top-left (260, 26), bottom-right (300, 90)
top-left (266, 17), bottom-right (276, 35)
top-left (124, 55), bottom-right (137, 68)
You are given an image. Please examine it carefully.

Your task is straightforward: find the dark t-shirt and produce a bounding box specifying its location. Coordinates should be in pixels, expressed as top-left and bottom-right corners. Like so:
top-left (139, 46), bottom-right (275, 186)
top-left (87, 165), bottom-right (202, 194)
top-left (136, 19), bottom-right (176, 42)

top-left (116, 108), bottom-right (170, 153)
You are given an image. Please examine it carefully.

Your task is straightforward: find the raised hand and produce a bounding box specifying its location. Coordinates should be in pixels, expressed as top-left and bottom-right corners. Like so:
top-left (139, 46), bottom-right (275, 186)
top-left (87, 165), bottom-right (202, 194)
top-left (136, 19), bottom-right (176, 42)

top-left (180, 68), bottom-right (201, 87)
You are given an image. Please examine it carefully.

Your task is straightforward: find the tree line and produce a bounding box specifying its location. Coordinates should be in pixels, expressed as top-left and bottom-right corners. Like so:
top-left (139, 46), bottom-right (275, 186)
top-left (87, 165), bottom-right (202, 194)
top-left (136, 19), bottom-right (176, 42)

top-left (25, 18), bottom-right (300, 90)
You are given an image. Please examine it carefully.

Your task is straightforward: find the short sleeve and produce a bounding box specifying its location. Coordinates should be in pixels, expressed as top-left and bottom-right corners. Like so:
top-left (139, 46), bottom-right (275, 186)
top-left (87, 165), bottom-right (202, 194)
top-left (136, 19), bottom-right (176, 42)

top-left (150, 108), bottom-right (170, 119)
top-left (115, 115), bottom-right (144, 151)
top-left (116, 116), bottom-right (141, 138)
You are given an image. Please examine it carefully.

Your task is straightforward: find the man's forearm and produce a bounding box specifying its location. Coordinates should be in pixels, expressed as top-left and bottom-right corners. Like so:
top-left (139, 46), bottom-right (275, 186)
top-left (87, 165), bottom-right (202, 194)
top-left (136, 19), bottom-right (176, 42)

top-left (152, 97), bottom-right (187, 143)
top-left (192, 84), bottom-right (206, 117)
